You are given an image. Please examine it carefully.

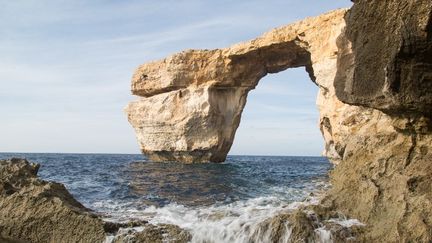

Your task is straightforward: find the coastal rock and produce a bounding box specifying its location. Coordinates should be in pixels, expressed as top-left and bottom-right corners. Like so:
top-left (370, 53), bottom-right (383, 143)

top-left (335, 0), bottom-right (432, 115)
top-left (0, 158), bottom-right (106, 243)
top-left (324, 0), bottom-right (432, 241)
top-left (125, 9), bottom-right (348, 163)
top-left (251, 209), bottom-right (364, 243)
top-left (112, 224), bottom-right (191, 243)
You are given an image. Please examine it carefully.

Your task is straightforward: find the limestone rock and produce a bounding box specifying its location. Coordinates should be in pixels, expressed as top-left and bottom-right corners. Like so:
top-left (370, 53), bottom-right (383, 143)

top-left (323, 1), bottom-right (432, 241)
top-left (250, 209), bottom-right (364, 243)
top-left (125, 9), bottom-right (348, 163)
top-left (323, 112), bottom-right (432, 242)
top-left (112, 224), bottom-right (191, 243)
top-left (0, 158), bottom-right (106, 243)
top-left (335, 0), bottom-right (432, 114)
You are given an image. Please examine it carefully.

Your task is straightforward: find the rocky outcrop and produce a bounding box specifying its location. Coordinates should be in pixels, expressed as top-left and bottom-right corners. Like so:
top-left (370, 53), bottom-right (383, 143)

top-left (126, 1), bottom-right (432, 241)
top-left (323, 0), bottom-right (432, 242)
top-left (125, 9), bottom-right (347, 163)
top-left (0, 158), bottom-right (106, 243)
top-left (335, 0), bottom-right (432, 115)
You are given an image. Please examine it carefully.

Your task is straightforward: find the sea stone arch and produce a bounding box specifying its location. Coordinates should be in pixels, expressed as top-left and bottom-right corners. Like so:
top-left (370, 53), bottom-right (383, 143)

top-left (125, 9), bottom-right (348, 163)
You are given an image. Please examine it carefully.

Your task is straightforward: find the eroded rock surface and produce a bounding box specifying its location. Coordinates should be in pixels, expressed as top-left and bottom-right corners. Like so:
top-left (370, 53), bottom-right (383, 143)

top-left (251, 208), bottom-right (364, 243)
top-left (325, 0), bottom-right (432, 241)
top-left (335, 0), bottom-right (432, 115)
top-left (0, 158), bottom-right (106, 243)
top-left (125, 9), bottom-right (348, 163)
top-left (112, 224), bottom-right (191, 243)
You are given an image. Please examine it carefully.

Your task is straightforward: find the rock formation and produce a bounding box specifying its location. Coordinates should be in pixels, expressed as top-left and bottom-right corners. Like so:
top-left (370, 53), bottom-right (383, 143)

top-left (324, 0), bottom-right (432, 241)
top-left (126, 1), bottom-right (432, 241)
top-left (125, 9), bottom-right (347, 163)
top-left (0, 158), bottom-right (106, 243)
top-left (335, 0), bottom-right (432, 115)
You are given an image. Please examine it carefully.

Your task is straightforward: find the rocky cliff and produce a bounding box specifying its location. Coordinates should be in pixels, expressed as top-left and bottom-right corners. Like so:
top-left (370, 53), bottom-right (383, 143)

top-left (325, 0), bottom-right (432, 241)
top-left (126, 1), bottom-right (432, 241)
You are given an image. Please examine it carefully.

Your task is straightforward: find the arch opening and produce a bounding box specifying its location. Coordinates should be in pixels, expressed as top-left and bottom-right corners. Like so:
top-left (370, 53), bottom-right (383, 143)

top-left (230, 67), bottom-right (323, 156)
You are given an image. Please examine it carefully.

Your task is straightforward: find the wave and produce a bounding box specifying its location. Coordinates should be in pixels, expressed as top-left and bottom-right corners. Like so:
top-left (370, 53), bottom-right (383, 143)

top-left (97, 193), bottom-right (362, 243)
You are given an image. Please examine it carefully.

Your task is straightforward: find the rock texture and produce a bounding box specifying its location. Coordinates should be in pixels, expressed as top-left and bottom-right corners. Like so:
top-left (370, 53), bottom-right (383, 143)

top-left (126, 9), bottom-right (348, 163)
top-left (335, 0), bottom-right (432, 115)
top-left (324, 0), bottom-right (432, 241)
top-left (0, 158), bottom-right (106, 243)
top-left (112, 224), bottom-right (191, 243)
top-left (251, 209), bottom-right (364, 243)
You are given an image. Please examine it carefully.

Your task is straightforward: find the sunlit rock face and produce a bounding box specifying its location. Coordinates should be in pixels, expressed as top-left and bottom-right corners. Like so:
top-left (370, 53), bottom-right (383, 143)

top-left (125, 9), bottom-right (349, 163)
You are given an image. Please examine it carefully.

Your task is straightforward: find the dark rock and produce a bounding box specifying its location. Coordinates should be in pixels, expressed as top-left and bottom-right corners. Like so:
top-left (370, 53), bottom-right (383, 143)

top-left (335, 0), bottom-right (432, 115)
top-left (104, 220), bottom-right (148, 234)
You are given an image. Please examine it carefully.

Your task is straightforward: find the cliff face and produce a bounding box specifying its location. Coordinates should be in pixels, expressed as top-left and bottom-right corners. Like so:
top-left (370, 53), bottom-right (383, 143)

top-left (335, 0), bottom-right (432, 115)
top-left (125, 9), bottom-right (348, 163)
top-left (325, 1), bottom-right (432, 241)
top-left (126, 1), bottom-right (432, 241)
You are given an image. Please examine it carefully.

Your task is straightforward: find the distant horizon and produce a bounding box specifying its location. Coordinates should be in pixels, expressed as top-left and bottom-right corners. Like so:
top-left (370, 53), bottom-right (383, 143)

top-left (0, 151), bottom-right (326, 157)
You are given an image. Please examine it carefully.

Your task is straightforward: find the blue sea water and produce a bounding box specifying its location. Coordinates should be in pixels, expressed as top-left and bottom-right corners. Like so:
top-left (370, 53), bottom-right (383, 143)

top-left (0, 153), bottom-right (333, 242)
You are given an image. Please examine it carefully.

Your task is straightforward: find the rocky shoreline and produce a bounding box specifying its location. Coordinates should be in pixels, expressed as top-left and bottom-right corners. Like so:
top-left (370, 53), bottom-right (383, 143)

top-left (0, 158), bottom-right (193, 243)
top-left (2, 1), bottom-right (431, 242)
top-left (1, 158), bottom-right (367, 242)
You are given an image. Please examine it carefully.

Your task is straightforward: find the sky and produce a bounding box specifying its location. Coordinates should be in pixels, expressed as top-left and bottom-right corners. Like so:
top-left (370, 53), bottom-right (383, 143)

top-left (0, 0), bottom-right (352, 155)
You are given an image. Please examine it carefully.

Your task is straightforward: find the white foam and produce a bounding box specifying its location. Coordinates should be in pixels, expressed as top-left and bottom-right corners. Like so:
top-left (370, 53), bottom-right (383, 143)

top-left (100, 196), bottom-right (322, 243)
top-left (327, 218), bottom-right (365, 228)
top-left (98, 183), bottom-right (361, 243)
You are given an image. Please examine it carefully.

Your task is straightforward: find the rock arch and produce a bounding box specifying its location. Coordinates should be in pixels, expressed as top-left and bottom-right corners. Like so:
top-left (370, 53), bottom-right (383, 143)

top-left (124, 2), bottom-right (432, 241)
top-left (125, 9), bottom-right (348, 163)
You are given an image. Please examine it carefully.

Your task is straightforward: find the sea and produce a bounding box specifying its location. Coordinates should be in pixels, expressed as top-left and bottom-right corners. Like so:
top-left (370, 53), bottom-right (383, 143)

top-left (0, 153), bottom-right (335, 242)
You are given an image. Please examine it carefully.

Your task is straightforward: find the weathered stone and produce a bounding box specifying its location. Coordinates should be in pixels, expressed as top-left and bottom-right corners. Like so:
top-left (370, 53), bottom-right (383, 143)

top-left (112, 224), bottom-right (191, 243)
top-left (125, 9), bottom-right (348, 163)
top-left (335, 0), bottom-right (432, 115)
top-left (322, 1), bottom-right (432, 241)
top-left (0, 158), bottom-right (106, 243)
top-left (251, 208), bottom-right (364, 243)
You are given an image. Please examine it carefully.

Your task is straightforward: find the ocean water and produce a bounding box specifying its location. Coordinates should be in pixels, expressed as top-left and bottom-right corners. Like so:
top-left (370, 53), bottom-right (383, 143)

top-left (0, 153), bottom-right (334, 242)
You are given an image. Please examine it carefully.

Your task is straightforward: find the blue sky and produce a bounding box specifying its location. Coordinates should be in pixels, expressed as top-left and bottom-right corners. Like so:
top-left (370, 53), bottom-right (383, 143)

top-left (0, 1), bottom-right (351, 155)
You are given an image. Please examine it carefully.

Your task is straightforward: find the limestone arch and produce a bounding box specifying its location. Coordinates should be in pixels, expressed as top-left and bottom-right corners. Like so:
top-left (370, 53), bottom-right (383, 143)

top-left (125, 9), bottom-right (346, 163)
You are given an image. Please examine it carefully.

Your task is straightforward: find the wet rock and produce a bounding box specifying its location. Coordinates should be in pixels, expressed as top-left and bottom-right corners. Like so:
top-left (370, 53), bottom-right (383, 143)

top-left (112, 224), bottom-right (191, 243)
top-left (252, 208), bottom-right (364, 243)
top-left (0, 158), bottom-right (106, 243)
top-left (104, 220), bottom-right (149, 234)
